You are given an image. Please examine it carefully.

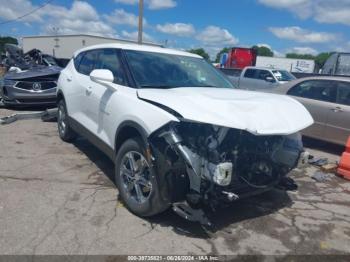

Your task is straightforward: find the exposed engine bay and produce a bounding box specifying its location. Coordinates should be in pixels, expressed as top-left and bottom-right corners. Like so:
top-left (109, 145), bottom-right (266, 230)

top-left (149, 121), bottom-right (302, 224)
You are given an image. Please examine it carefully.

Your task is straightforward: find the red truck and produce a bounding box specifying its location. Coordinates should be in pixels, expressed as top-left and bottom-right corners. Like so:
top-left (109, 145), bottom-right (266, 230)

top-left (220, 47), bottom-right (257, 69)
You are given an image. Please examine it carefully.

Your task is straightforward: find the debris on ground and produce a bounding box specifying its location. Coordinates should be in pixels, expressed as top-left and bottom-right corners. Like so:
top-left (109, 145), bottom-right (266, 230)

top-left (308, 157), bottom-right (328, 167)
top-left (0, 108), bottom-right (57, 125)
top-left (321, 163), bottom-right (338, 173)
top-left (311, 171), bottom-right (333, 182)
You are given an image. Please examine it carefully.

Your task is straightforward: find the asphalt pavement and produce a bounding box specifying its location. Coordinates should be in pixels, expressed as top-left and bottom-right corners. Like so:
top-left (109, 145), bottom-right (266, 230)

top-left (0, 108), bottom-right (349, 256)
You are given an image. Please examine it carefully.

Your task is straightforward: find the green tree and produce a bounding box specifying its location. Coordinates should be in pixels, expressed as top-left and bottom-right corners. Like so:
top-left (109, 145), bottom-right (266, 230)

top-left (315, 52), bottom-right (332, 69)
top-left (285, 53), bottom-right (315, 60)
top-left (188, 48), bottom-right (210, 61)
top-left (0, 36), bottom-right (18, 54)
top-left (252, 45), bottom-right (274, 57)
top-left (215, 47), bottom-right (230, 63)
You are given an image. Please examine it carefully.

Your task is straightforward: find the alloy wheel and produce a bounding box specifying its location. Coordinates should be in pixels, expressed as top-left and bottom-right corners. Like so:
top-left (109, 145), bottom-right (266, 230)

top-left (120, 151), bottom-right (153, 204)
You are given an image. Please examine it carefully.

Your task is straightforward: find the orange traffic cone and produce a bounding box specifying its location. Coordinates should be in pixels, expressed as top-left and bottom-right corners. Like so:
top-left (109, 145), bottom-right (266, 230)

top-left (337, 136), bottom-right (350, 181)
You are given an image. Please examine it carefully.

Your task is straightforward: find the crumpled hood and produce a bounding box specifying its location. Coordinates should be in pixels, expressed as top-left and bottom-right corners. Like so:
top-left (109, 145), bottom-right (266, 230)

top-left (5, 66), bottom-right (62, 80)
top-left (137, 87), bottom-right (314, 135)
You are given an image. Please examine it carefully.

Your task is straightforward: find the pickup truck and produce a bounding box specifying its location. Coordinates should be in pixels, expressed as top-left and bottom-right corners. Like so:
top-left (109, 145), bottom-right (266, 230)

top-left (226, 66), bottom-right (296, 90)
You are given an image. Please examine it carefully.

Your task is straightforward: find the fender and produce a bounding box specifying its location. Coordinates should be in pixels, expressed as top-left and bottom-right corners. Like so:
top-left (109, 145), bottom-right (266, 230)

top-left (114, 120), bottom-right (149, 152)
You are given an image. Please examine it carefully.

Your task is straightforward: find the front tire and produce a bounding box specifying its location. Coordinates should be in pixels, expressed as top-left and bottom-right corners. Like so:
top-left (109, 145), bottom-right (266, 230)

top-left (57, 99), bottom-right (77, 142)
top-left (115, 138), bottom-right (169, 217)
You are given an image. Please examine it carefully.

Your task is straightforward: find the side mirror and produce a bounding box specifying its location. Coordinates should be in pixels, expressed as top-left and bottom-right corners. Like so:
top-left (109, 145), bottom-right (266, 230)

top-left (265, 76), bottom-right (275, 83)
top-left (90, 69), bottom-right (114, 86)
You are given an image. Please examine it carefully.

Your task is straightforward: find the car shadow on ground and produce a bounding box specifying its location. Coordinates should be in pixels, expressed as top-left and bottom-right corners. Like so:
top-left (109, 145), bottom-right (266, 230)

top-left (73, 137), bottom-right (293, 238)
top-left (303, 136), bottom-right (344, 156)
top-left (147, 189), bottom-right (292, 238)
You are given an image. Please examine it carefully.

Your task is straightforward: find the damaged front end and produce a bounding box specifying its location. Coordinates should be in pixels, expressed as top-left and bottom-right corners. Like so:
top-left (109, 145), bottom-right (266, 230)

top-left (149, 121), bottom-right (302, 224)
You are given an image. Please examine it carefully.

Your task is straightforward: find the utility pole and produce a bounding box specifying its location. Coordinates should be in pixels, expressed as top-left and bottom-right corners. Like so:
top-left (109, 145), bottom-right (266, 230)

top-left (138, 0), bottom-right (144, 44)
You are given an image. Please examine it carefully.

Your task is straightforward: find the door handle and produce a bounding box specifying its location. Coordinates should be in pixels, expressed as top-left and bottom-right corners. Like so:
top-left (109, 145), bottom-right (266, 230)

top-left (86, 86), bottom-right (92, 95)
top-left (66, 77), bottom-right (72, 82)
top-left (331, 106), bottom-right (343, 113)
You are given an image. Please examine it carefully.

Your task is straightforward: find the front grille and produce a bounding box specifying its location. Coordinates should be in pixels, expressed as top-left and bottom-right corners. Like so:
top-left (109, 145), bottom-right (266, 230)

top-left (15, 81), bottom-right (57, 91)
top-left (17, 97), bottom-right (57, 104)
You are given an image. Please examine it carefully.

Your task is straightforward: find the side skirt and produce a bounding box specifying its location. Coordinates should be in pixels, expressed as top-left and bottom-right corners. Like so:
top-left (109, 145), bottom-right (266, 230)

top-left (68, 117), bottom-right (115, 162)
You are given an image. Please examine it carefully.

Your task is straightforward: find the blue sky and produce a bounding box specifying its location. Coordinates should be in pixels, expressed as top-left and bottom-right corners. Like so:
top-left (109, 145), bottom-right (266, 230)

top-left (1, 0), bottom-right (350, 58)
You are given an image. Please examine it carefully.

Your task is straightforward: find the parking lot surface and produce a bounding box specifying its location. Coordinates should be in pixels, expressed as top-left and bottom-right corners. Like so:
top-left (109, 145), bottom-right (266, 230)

top-left (0, 108), bottom-right (350, 256)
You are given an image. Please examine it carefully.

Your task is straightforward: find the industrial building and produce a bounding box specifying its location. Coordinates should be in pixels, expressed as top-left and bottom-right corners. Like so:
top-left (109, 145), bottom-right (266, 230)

top-left (22, 34), bottom-right (162, 59)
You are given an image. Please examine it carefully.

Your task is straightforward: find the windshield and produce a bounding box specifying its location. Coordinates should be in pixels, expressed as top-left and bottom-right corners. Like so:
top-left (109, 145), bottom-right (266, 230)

top-left (124, 50), bottom-right (234, 89)
top-left (272, 70), bottom-right (296, 82)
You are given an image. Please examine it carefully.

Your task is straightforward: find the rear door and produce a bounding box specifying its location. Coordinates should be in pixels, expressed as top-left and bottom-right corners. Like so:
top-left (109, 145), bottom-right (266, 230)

top-left (287, 80), bottom-right (337, 141)
top-left (324, 81), bottom-right (350, 145)
top-left (73, 49), bottom-right (99, 130)
top-left (240, 69), bottom-right (260, 90)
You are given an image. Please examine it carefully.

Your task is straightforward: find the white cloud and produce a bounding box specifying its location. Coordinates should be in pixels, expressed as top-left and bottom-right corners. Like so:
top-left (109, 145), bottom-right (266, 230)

top-left (314, 1), bottom-right (350, 26)
top-left (259, 0), bottom-right (309, 8)
top-left (259, 0), bottom-right (350, 26)
top-left (196, 26), bottom-right (239, 46)
top-left (114, 0), bottom-right (177, 10)
top-left (288, 47), bottom-right (318, 55)
top-left (43, 1), bottom-right (116, 37)
top-left (148, 0), bottom-right (177, 10)
top-left (0, 1), bottom-right (115, 37)
top-left (0, 0), bottom-right (44, 22)
top-left (156, 23), bottom-right (195, 37)
top-left (257, 43), bottom-right (272, 49)
top-left (195, 26), bottom-right (239, 59)
top-left (104, 9), bottom-right (146, 27)
top-left (114, 0), bottom-right (139, 5)
top-left (269, 26), bottom-right (336, 43)
top-left (121, 30), bottom-right (154, 42)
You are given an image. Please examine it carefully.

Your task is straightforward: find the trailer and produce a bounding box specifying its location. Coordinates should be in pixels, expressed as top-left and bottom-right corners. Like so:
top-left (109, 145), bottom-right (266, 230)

top-left (256, 56), bottom-right (315, 73)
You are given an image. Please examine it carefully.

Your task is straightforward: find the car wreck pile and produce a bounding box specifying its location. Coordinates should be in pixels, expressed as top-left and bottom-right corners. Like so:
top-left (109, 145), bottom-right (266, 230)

top-left (0, 44), bottom-right (61, 107)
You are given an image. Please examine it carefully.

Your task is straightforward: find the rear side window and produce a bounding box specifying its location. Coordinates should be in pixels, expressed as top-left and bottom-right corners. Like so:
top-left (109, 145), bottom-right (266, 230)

top-left (288, 80), bottom-right (337, 103)
top-left (337, 81), bottom-right (350, 106)
top-left (77, 50), bottom-right (99, 75)
top-left (244, 69), bottom-right (256, 78)
top-left (95, 49), bottom-right (126, 86)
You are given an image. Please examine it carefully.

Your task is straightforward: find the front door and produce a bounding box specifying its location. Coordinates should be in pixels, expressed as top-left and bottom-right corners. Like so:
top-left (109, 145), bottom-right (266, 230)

top-left (325, 81), bottom-right (350, 145)
top-left (88, 48), bottom-right (129, 147)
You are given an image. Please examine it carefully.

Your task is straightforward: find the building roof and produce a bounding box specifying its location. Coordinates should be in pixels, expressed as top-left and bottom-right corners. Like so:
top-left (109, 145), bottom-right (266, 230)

top-left (22, 34), bottom-right (162, 47)
top-left (73, 42), bottom-right (202, 59)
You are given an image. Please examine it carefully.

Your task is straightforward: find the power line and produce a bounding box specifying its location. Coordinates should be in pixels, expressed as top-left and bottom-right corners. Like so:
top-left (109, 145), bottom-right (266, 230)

top-left (0, 0), bottom-right (54, 25)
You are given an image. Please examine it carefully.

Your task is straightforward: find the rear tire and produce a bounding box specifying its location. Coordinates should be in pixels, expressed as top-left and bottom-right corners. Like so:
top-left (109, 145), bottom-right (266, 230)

top-left (57, 99), bottom-right (77, 142)
top-left (115, 138), bottom-right (169, 217)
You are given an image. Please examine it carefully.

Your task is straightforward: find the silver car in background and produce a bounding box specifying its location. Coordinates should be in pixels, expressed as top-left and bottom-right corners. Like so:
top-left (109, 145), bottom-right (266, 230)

top-left (264, 76), bottom-right (350, 145)
top-left (226, 66), bottom-right (296, 90)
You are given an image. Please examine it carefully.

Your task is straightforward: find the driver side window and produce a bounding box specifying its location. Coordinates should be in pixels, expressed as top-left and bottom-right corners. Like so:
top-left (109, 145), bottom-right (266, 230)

top-left (257, 70), bottom-right (273, 81)
top-left (95, 49), bottom-right (126, 86)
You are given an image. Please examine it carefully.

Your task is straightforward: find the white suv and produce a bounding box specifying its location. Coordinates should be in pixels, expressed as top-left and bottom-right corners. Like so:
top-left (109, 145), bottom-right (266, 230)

top-left (57, 43), bottom-right (313, 224)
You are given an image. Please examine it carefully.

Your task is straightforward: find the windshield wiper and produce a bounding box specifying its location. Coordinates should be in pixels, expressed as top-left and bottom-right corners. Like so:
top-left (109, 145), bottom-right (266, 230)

top-left (140, 85), bottom-right (176, 89)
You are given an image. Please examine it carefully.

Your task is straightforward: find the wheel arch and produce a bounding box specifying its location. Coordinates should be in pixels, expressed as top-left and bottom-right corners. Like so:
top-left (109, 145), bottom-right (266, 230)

top-left (114, 121), bottom-right (149, 155)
